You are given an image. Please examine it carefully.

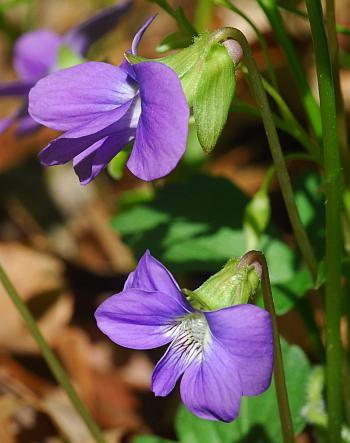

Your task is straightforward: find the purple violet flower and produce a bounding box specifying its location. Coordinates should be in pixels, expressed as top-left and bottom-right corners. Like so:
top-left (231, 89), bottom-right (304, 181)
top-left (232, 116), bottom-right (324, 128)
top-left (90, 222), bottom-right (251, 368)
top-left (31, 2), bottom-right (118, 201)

top-left (95, 250), bottom-right (274, 422)
top-left (28, 16), bottom-right (190, 184)
top-left (0, 1), bottom-right (132, 136)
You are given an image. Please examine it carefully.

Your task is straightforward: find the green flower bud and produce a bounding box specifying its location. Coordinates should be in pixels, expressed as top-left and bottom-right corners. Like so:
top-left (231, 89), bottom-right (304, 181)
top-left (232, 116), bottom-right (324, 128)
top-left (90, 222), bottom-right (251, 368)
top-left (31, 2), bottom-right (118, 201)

top-left (183, 257), bottom-right (260, 311)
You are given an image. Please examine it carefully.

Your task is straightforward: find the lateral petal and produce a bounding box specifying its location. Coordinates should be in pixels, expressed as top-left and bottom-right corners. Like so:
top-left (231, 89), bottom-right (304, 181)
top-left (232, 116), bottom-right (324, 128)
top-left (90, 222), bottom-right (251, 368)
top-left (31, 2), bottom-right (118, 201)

top-left (95, 288), bottom-right (189, 349)
top-left (29, 62), bottom-right (137, 132)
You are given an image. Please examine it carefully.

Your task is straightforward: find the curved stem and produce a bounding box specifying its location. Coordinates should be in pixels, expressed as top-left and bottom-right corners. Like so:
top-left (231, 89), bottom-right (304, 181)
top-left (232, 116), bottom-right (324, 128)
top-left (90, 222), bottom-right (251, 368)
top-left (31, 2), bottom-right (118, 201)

top-left (214, 0), bottom-right (279, 91)
top-left (238, 250), bottom-right (294, 443)
top-left (0, 265), bottom-right (107, 443)
top-left (305, 1), bottom-right (343, 442)
top-left (211, 27), bottom-right (318, 280)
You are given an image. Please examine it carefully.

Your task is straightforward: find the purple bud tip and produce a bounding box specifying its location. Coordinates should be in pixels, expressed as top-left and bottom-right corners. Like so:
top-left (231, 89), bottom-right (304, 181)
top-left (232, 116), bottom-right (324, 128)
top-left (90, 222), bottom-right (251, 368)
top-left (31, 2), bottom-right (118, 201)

top-left (223, 39), bottom-right (243, 65)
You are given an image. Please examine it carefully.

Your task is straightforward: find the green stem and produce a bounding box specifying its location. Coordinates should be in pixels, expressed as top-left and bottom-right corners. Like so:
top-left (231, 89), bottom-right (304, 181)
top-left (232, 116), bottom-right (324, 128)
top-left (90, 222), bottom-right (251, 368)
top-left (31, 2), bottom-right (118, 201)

top-left (232, 99), bottom-right (321, 163)
top-left (238, 250), bottom-right (294, 443)
top-left (0, 265), bottom-right (107, 443)
top-left (305, 1), bottom-right (343, 442)
top-left (325, 0), bottom-right (350, 185)
top-left (214, 0), bottom-right (279, 91)
top-left (257, 0), bottom-right (322, 141)
top-left (194, 0), bottom-right (213, 32)
top-left (211, 28), bottom-right (318, 280)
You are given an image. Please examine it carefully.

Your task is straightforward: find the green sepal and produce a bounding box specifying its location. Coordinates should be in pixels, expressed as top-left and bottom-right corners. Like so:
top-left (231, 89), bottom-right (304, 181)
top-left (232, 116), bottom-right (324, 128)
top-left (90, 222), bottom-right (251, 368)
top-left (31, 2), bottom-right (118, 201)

top-left (193, 43), bottom-right (236, 153)
top-left (56, 45), bottom-right (85, 70)
top-left (107, 143), bottom-right (132, 180)
top-left (185, 257), bottom-right (260, 311)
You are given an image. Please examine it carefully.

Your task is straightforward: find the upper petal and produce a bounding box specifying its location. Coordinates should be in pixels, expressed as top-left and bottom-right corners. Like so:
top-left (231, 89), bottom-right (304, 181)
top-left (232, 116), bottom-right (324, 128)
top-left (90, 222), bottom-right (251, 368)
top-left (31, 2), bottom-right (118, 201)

top-left (205, 304), bottom-right (273, 396)
top-left (127, 62), bottom-right (189, 180)
top-left (95, 288), bottom-right (190, 350)
top-left (180, 339), bottom-right (242, 422)
top-left (14, 30), bottom-right (61, 81)
top-left (64, 1), bottom-right (132, 56)
top-left (124, 250), bottom-right (183, 298)
top-left (28, 62), bottom-right (137, 132)
top-left (131, 15), bottom-right (156, 55)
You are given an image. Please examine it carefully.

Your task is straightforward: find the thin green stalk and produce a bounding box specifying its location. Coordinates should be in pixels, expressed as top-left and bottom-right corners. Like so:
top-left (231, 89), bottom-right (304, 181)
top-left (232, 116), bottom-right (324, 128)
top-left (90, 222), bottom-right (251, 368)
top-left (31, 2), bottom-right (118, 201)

top-left (261, 78), bottom-right (322, 162)
top-left (211, 28), bottom-right (318, 280)
top-left (194, 0), bottom-right (213, 32)
top-left (215, 0), bottom-right (279, 91)
top-left (257, 0), bottom-right (322, 141)
top-left (232, 99), bottom-right (321, 163)
top-left (305, 1), bottom-right (343, 442)
top-left (0, 265), bottom-right (107, 443)
top-left (238, 250), bottom-right (294, 443)
top-left (325, 0), bottom-right (350, 185)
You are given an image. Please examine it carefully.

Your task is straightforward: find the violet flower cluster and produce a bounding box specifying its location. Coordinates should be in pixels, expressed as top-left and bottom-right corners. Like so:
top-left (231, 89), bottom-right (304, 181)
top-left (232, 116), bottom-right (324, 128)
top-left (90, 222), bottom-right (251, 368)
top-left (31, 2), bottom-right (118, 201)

top-left (28, 16), bottom-right (189, 184)
top-left (95, 250), bottom-right (274, 422)
top-left (0, 1), bottom-right (131, 135)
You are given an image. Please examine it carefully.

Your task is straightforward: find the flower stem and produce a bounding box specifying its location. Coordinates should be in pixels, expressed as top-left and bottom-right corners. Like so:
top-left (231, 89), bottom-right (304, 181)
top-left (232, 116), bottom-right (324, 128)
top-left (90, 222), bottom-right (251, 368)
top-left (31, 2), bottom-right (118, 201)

top-left (0, 264), bottom-right (107, 443)
top-left (211, 27), bottom-right (318, 280)
top-left (238, 250), bottom-right (294, 443)
top-left (194, 0), bottom-right (213, 32)
top-left (305, 1), bottom-right (343, 442)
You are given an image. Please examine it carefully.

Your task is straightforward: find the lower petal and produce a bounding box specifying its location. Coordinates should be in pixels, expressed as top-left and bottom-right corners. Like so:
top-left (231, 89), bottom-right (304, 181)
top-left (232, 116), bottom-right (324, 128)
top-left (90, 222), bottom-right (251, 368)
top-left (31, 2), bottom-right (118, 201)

top-left (180, 340), bottom-right (242, 422)
top-left (205, 304), bottom-right (273, 396)
top-left (152, 321), bottom-right (203, 396)
top-left (73, 129), bottom-right (133, 185)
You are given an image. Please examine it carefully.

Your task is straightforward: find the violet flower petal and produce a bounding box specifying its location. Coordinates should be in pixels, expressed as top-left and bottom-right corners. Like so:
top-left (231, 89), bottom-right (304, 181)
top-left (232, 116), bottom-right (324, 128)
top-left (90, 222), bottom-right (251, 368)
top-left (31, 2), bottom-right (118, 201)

top-left (131, 15), bottom-right (156, 55)
top-left (29, 62), bottom-right (136, 132)
top-left (14, 30), bottom-right (61, 81)
top-left (180, 339), bottom-right (242, 422)
top-left (152, 335), bottom-right (196, 397)
top-left (0, 80), bottom-right (33, 96)
top-left (95, 288), bottom-right (189, 349)
top-left (64, 1), bottom-right (133, 57)
top-left (127, 62), bottom-right (189, 181)
top-left (73, 127), bottom-right (134, 185)
top-left (205, 304), bottom-right (274, 396)
top-left (124, 250), bottom-right (183, 300)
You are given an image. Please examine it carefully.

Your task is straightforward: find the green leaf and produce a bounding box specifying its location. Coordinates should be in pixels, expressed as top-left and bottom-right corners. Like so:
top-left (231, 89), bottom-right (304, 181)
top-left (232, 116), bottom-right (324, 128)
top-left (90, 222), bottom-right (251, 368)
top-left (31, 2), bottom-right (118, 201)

top-left (193, 44), bottom-right (236, 152)
top-left (175, 340), bottom-right (310, 443)
top-left (112, 174), bottom-right (311, 314)
top-left (157, 31), bottom-right (193, 53)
